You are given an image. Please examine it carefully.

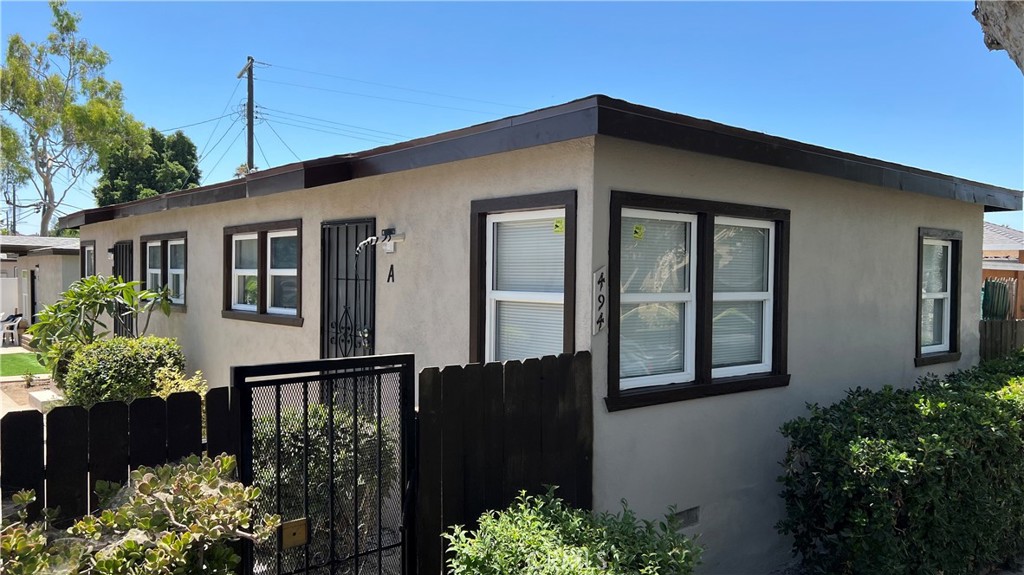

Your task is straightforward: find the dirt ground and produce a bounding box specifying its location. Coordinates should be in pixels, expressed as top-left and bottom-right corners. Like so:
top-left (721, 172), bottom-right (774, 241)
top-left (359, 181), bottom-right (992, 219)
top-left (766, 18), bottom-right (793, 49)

top-left (0, 376), bottom-right (55, 416)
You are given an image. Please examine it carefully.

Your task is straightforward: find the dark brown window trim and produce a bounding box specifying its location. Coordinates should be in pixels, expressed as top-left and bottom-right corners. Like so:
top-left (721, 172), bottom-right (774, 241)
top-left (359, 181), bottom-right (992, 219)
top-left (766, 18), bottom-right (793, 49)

top-left (915, 227), bottom-right (962, 364)
top-left (140, 232), bottom-right (187, 310)
top-left (80, 240), bottom-right (96, 277)
top-left (915, 351), bottom-right (962, 368)
top-left (223, 219), bottom-right (303, 326)
top-left (606, 191), bottom-right (791, 411)
top-left (469, 190), bottom-right (577, 363)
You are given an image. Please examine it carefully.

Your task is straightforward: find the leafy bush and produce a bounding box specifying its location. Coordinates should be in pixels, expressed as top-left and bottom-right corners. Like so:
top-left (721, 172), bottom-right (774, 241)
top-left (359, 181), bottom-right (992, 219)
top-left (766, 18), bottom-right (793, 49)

top-left (0, 454), bottom-right (279, 575)
top-left (445, 489), bottom-right (702, 575)
top-left (153, 366), bottom-right (208, 398)
top-left (62, 336), bottom-right (185, 407)
top-left (252, 402), bottom-right (398, 564)
top-left (28, 275), bottom-right (169, 379)
top-left (778, 351), bottom-right (1024, 575)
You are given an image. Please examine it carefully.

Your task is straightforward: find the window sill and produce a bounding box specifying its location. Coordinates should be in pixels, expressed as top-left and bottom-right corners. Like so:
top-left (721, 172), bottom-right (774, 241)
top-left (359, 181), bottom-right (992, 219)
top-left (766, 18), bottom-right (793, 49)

top-left (605, 373), bottom-right (790, 412)
top-left (915, 351), bottom-right (961, 368)
top-left (221, 309), bottom-right (304, 327)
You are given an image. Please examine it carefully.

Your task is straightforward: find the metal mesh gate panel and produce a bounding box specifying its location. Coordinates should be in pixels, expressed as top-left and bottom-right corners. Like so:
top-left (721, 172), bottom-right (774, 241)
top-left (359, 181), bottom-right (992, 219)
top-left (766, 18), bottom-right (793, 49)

top-left (235, 354), bottom-right (415, 575)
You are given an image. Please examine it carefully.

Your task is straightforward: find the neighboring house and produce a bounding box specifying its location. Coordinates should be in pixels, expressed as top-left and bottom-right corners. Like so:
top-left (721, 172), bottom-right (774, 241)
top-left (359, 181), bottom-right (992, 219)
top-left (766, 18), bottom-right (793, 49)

top-left (983, 221), bottom-right (1024, 318)
top-left (0, 235), bottom-right (81, 327)
top-left (60, 95), bottom-right (1023, 573)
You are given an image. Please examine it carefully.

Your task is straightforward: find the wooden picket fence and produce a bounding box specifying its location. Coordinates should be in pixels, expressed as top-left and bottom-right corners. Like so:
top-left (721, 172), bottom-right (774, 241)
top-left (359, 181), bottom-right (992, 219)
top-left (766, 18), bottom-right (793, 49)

top-left (414, 351), bottom-right (594, 575)
top-left (980, 319), bottom-right (1024, 361)
top-left (0, 388), bottom-right (238, 524)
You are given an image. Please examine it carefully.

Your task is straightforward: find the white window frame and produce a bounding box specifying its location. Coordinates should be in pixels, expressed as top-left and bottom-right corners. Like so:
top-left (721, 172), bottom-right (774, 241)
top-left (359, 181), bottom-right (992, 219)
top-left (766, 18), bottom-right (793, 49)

top-left (619, 208), bottom-right (698, 390)
top-left (83, 245), bottom-right (95, 277)
top-left (167, 239), bottom-right (186, 305)
top-left (920, 238), bottom-right (952, 354)
top-left (484, 208), bottom-right (565, 363)
top-left (267, 230), bottom-right (298, 316)
top-left (711, 216), bottom-right (774, 379)
top-left (145, 241), bottom-right (162, 293)
top-left (231, 233), bottom-right (259, 312)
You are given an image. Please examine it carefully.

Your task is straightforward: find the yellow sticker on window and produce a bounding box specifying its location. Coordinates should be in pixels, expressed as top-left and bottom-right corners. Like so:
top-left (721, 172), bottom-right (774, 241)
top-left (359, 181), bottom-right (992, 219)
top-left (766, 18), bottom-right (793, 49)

top-left (632, 224), bottom-right (645, 240)
top-left (553, 218), bottom-right (565, 234)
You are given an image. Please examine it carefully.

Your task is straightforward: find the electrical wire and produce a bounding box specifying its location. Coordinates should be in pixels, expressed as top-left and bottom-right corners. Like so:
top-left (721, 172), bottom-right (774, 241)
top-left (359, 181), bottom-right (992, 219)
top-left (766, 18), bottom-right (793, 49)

top-left (264, 120), bottom-right (302, 162)
top-left (159, 113), bottom-right (235, 133)
top-left (256, 113), bottom-right (393, 145)
top-left (202, 126), bottom-right (246, 183)
top-left (254, 132), bottom-right (271, 170)
top-left (259, 117), bottom-right (392, 146)
top-left (255, 78), bottom-right (498, 116)
top-left (256, 105), bottom-right (408, 138)
top-left (255, 60), bottom-right (526, 111)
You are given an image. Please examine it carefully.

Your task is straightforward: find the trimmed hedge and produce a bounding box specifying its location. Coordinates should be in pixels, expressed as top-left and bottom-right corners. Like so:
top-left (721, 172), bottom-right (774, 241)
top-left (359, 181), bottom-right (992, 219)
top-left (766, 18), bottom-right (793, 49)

top-left (778, 352), bottom-right (1024, 575)
top-left (62, 336), bottom-right (185, 407)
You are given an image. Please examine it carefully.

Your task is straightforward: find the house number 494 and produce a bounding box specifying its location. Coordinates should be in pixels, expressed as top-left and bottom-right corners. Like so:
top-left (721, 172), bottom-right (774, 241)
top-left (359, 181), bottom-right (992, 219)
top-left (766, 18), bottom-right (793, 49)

top-left (592, 266), bottom-right (607, 335)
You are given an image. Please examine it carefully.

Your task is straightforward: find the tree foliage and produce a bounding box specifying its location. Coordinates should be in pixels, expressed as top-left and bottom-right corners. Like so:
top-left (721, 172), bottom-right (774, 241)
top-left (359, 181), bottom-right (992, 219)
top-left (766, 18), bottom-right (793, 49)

top-left (0, 0), bottom-right (142, 235)
top-left (93, 127), bottom-right (200, 206)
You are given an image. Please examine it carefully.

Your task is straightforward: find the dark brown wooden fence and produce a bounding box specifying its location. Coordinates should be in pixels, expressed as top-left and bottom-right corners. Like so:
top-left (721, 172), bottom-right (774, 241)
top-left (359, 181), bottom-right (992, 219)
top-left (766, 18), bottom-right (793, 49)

top-left (980, 319), bottom-right (1024, 361)
top-left (414, 351), bottom-right (593, 575)
top-left (0, 388), bottom-right (238, 524)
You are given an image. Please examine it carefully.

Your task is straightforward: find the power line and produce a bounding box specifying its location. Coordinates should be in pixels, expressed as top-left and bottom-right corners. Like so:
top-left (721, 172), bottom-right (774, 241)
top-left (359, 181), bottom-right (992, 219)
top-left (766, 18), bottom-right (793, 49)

top-left (256, 105), bottom-right (408, 138)
top-left (260, 117), bottom-right (393, 146)
top-left (253, 132), bottom-right (271, 169)
top-left (264, 120), bottom-right (302, 162)
top-left (255, 60), bottom-right (527, 111)
top-left (203, 126), bottom-right (246, 183)
top-left (255, 78), bottom-right (498, 116)
top-left (256, 113), bottom-right (393, 145)
top-left (198, 78), bottom-right (244, 160)
top-left (159, 113), bottom-right (234, 133)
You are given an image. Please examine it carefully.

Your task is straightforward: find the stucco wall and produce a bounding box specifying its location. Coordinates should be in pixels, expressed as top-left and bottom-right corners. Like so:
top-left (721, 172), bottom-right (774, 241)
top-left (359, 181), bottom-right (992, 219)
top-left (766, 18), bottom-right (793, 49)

top-left (78, 138), bottom-right (595, 387)
top-left (17, 253), bottom-right (79, 322)
top-left (589, 136), bottom-right (983, 573)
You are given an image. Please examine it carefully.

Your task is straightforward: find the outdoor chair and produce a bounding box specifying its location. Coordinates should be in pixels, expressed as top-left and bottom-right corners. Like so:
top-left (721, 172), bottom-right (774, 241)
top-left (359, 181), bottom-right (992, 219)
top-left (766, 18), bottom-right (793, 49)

top-left (1, 314), bottom-right (22, 346)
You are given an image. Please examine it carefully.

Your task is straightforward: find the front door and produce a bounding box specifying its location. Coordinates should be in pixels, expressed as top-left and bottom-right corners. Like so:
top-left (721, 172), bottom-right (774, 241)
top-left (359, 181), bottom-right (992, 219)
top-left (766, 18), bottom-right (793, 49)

top-left (112, 240), bottom-right (134, 337)
top-left (321, 219), bottom-right (376, 358)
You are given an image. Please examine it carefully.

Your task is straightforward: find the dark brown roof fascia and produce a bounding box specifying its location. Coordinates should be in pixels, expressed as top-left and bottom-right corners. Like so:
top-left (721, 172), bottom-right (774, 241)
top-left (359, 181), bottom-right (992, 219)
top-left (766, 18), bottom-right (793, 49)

top-left (57, 94), bottom-right (1021, 229)
top-left (594, 96), bottom-right (1021, 212)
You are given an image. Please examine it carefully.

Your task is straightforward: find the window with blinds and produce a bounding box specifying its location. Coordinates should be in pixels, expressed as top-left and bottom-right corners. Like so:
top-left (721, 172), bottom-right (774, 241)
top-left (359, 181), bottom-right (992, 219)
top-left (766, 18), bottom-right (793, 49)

top-left (486, 209), bottom-right (565, 362)
top-left (619, 208), bottom-right (697, 389)
top-left (712, 217), bottom-right (773, 377)
top-left (607, 191), bottom-right (790, 410)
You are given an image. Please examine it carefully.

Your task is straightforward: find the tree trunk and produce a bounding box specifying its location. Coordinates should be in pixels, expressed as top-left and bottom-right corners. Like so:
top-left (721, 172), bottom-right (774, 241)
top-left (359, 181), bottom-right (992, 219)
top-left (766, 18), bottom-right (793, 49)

top-left (38, 176), bottom-right (55, 236)
top-left (975, 0), bottom-right (1024, 74)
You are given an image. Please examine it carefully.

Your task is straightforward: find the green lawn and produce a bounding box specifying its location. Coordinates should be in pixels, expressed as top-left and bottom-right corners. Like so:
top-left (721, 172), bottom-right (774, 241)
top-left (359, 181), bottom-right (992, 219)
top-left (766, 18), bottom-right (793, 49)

top-left (0, 353), bottom-right (47, 377)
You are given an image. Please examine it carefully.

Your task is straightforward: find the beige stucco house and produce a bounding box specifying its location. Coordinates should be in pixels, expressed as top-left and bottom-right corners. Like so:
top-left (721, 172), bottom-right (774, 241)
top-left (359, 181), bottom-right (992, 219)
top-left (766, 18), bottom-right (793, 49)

top-left (0, 236), bottom-right (80, 333)
top-left (60, 96), bottom-right (1023, 573)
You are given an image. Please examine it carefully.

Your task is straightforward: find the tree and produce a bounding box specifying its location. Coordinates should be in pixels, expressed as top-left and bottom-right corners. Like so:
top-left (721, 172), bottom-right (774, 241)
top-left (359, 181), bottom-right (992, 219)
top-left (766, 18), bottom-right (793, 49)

top-left (0, 1), bottom-right (142, 235)
top-left (93, 127), bottom-right (201, 206)
top-left (975, 1), bottom-right (1024, 74)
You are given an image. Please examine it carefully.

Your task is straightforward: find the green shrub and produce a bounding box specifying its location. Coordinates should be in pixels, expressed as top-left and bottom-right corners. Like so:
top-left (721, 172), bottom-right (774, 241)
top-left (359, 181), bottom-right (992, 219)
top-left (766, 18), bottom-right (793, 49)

top-left (778, 351), bottom-right (1024, 575)
top-left (251, 402), bottom-right (398, 567)
top-left (0, 454), bottom-right (279, 575)
top-left (62, 336), bottom-right (185, 407)
top-left (445, 489), bottom-right (702, 575)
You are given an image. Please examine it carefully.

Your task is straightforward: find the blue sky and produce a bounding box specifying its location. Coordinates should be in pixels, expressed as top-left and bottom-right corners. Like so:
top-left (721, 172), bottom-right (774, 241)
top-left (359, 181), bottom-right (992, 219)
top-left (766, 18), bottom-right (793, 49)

top-left (2, 1), bottom-right (1022, 232)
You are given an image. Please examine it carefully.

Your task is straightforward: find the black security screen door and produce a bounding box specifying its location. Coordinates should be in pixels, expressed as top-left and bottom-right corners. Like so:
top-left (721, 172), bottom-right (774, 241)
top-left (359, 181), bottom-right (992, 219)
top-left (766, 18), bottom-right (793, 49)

top-left (112, 240), bottom-right (134, 337)
top-left (322, 219), bottom-right (376, 358)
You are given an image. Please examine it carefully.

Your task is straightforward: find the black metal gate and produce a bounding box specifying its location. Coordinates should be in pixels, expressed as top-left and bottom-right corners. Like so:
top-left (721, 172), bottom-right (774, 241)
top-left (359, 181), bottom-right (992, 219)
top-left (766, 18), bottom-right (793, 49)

top-left (111, 240), bottom-right (133, 336)
top-left (235, 354), bottom-right (416, 575)
top-left (322, 219), bottom-right (376, 359)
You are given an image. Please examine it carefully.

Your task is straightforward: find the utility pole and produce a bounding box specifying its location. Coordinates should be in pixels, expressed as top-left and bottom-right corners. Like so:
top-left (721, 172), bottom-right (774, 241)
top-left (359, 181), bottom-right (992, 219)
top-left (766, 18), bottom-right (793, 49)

top-left (236, 55), bottom-right (255, 172)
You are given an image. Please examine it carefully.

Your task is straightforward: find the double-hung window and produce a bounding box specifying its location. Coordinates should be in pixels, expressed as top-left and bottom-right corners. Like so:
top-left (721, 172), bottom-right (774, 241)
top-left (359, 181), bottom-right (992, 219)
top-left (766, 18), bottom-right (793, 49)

top-left (140, 232), bottom-right (187, 307)
top-left (223, 219), bottom-right (303, 326)
top-left (470, 191), bottom-right (576, 363)
top-left (607, 192), bottom-right (790, 411)
top-left (916, 227), bottom-right (961, 366)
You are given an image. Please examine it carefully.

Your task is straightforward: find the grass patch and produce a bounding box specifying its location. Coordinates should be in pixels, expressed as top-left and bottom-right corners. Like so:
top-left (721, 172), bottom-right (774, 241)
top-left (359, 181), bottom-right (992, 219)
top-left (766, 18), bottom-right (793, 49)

top-left (0, 353), bottom-right (47, 377)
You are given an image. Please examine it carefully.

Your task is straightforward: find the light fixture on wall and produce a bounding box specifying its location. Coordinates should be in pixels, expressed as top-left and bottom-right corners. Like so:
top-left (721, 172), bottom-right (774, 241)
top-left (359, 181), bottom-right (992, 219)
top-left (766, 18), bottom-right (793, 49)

top-left (106, 247), bottom-right (115, 261)
top-left (354, 228), bottom-right (406, 256)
